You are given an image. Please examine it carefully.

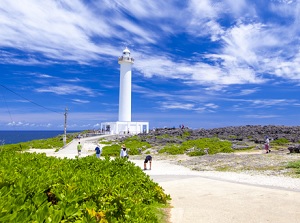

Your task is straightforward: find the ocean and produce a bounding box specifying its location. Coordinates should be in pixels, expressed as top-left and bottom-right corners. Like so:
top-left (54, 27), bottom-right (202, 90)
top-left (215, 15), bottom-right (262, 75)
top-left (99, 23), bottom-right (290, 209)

top-left (0, 130), bottom-right (81, 145)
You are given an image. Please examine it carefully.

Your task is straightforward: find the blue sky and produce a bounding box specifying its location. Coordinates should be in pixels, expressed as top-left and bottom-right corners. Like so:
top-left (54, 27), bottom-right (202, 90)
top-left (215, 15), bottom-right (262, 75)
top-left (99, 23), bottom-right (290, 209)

top-left (1, 0), bottom-right (300, 131)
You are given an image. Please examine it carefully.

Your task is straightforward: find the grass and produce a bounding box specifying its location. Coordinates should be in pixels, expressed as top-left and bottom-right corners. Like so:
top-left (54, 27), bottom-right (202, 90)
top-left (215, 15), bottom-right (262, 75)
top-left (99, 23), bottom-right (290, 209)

top-left (271, 138), bottom-right (290, 146)
top-left (287, 160), bottom-right (300, 175)
top-left (0, 133), bottom-right (80, 152)
top-left (152, 203), bottom-right (172, 223)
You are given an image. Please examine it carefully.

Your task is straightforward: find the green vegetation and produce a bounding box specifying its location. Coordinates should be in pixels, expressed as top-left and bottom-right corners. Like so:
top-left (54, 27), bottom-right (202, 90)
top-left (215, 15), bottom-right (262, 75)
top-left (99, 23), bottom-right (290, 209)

top-left (156, 134), bottom-right (171, 139)
top-left (159, 138), bottom-right (233, 156)
top-left (0, 151), bottom-right (170, 222)
top-left (228, 135), bottom-right (237, 139)
top-left (181, 130), bottom-right (191, 138)
top-left (97, 140), bottom-right (112, 145)
top-left (102, 136), bottom-right (151, 157)
top-left (101, 144), bottom-right (121, 157)
top-left (159, 144), bottom-right (184, 155)
top-left (271, 138), bottom-right (289, 146)
top-left (0, 133), bottom-right (78, 152)
top-left (287, 160), bottom-right (300, 174)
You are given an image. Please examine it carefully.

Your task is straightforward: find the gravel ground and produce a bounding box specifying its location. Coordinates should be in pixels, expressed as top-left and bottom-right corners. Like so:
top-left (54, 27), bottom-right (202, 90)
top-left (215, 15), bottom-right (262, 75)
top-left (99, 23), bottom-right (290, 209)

top-left (131, 148), bottom-right (300, 191)
top-left (132, 148), bottom-right (300, 176)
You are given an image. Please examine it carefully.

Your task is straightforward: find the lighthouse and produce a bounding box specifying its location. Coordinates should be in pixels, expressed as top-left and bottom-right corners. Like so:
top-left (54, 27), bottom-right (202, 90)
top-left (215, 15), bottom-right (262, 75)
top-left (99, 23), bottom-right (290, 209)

top-left (101, 48), bottom-right (149, 135)
top-left (118, 47), bottom-right (134, 122)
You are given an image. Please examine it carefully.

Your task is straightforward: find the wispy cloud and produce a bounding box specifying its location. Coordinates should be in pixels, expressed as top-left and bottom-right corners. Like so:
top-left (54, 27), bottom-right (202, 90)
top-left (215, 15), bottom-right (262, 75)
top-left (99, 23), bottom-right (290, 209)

top-left (1, 0), bottom-right (300, 130)
top-left (250, 99), bottom-right (293, 108)
top-left (236, 88), bottom-right (259, 96)
top-left (2, 0), bottom-right (300, 87)
top-left (35, 84), bottom-right (97, 96)
top-left (160, 102), bottom-right (195, 110)
top-left (242, 114), bottom-right (280, 119)
top-left (72, 99), bottom-right (90, 104)
top-left (159, 101), bottom-right (219, 113)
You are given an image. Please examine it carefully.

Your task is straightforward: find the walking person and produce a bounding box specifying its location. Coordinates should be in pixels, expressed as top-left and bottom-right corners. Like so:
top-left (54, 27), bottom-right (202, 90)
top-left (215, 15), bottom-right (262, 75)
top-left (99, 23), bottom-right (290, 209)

top-left (95, 144), bottom-right (102, 158)
top-left (77, 141), bottom-right (82, 157)
top-left (120, 144), bottom-right (129, 158)
top-left (265, 136), bottom-right (271, 153)
top-left (144, 155), bottom-right (152, 170)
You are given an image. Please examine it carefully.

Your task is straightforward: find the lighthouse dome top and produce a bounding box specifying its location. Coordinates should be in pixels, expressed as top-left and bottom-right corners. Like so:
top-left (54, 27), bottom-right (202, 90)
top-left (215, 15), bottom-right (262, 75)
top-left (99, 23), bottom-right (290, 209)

top-left (123, 47), bottom-right (130, 54)
top-left (118, 47), bottom-right (134, 64)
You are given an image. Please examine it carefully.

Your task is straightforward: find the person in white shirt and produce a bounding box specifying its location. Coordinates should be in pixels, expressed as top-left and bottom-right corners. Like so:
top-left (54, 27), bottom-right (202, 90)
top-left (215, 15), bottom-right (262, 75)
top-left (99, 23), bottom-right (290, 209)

top-left (265, 136), bottom-right (271, 153)
top-left (120, 144), bottom-right (129, 158)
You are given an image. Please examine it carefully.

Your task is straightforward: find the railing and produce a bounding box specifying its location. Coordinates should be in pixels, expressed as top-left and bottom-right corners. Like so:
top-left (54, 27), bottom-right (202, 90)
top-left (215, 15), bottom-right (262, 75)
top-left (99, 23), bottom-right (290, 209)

top-left (118, 56), bottom-right (134, 62)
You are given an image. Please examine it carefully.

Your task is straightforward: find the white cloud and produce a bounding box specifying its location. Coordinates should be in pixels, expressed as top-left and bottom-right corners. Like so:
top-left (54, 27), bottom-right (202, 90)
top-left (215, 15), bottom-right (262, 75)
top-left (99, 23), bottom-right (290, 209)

top-left (134, 51), bottom-right (265, 86)
top-left (237, 88), bottom-right (259, 96)
top-left (72, 99), bottom-right (90, 104)
top-left (242, 114), bottom-right (279, 119)
top-left (2, 0), bottom-right (300, 89)
top-left (0, 0), bottom-right (121, 63)
top-left (160, 102), bottom-right (195, 110)
top-left (35, 84), bottom-right (97, 96)
top-left (205, 103), bottom-right (219, 109)
top-left (251, 99), bottom-right (290, 107)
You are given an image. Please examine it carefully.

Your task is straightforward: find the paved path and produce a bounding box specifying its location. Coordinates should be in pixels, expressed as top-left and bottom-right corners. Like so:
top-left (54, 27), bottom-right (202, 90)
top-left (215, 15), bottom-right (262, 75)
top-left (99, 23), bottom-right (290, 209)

top-left (131, 160), bottom-right (300, 223)
top-left (40, 135), bottom-right (300, 223)
top-left (54, 135), bottom-right (106, 158)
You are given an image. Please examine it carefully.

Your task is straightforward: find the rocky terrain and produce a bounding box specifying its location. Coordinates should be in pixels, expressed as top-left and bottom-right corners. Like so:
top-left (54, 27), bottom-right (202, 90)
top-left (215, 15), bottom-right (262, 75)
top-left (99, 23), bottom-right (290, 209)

top-left (128, 125), bottom-right (300, 177)
top-left (141, 125), bottom-right (300, 144)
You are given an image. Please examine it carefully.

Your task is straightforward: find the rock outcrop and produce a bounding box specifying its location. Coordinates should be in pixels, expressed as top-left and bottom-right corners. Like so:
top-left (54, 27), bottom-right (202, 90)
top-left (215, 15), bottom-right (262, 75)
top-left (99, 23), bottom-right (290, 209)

top-left (137, 125), bottom-right (300, 146)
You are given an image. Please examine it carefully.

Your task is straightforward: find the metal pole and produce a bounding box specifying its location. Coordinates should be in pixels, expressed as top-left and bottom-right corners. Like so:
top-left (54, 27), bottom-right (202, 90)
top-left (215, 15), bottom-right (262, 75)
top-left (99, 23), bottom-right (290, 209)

top-left (63, 107), bottom-right (68, 146)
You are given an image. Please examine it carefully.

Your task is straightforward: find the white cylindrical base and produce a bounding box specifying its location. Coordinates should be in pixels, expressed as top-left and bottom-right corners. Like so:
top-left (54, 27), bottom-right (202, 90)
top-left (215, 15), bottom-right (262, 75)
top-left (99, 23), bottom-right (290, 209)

top-left (118, 62), bottom-right (132, 122)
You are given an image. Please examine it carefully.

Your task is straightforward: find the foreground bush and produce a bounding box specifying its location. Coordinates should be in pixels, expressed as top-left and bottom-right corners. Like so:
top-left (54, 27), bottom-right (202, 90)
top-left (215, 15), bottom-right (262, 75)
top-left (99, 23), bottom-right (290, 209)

top-left (159, 137), bottom-right (233, 156)
top-left (0, 151), bottom-right (170, 222)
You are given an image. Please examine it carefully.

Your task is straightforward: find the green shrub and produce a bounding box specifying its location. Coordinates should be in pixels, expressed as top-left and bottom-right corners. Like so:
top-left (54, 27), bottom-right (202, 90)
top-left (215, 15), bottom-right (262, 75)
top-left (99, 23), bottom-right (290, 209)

top-left (156, 134), bottom-right (170, 139)
top-left (97, 140), bottom-right (112, 145)
top-left (228, 135), bottom-right (237, 139)
top-left (0, 143), bottom-right (30, 152)
top-left (159, 144), bottom-right (185, 155)
top-left (0, 151), bottom-right (170, 222)
top-left (181, 131), bottom-right (191, 138)
top-left (272, 138), bottom-right (289, 145)
top-left (101, 136), bottom-right (151, 157)
top-left (101, 144), bottom-right (121, 156)
top-left (158, 138), bottom-right (233, 156)
top-left (188, 149), bottom-right (206, 156)
top-left (287, 160), bottom-right (300, 174)
top-left (287, 160), bottom-right (300, 169)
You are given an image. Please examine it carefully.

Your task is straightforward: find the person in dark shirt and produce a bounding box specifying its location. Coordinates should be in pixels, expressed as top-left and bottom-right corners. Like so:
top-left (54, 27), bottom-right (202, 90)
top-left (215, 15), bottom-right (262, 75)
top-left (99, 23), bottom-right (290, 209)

top-left (95, 144), bottom-right (102, 158)
top-left (144, 155), bottom-right (152, 170)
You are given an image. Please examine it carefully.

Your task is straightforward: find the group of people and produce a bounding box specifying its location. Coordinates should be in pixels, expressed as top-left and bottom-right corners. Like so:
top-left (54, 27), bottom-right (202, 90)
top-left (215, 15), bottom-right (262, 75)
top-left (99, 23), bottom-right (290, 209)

top-left (76, 141), bottom-right (102, 158)
top-left (76, 141), bottom-right (152, 170)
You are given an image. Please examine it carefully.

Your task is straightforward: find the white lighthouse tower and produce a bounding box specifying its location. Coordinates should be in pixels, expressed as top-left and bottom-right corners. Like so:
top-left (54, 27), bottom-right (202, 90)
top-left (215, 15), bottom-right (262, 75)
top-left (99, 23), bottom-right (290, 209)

top-left (101, 48), bottom-right (149, 135)
top-left (118, 47), bottom-right (133, 122)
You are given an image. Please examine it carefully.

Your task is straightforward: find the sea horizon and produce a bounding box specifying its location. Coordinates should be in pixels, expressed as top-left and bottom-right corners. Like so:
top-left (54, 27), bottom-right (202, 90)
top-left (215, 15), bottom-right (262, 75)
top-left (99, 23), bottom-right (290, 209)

top-left (0, 130), bottom-right (81, 145)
